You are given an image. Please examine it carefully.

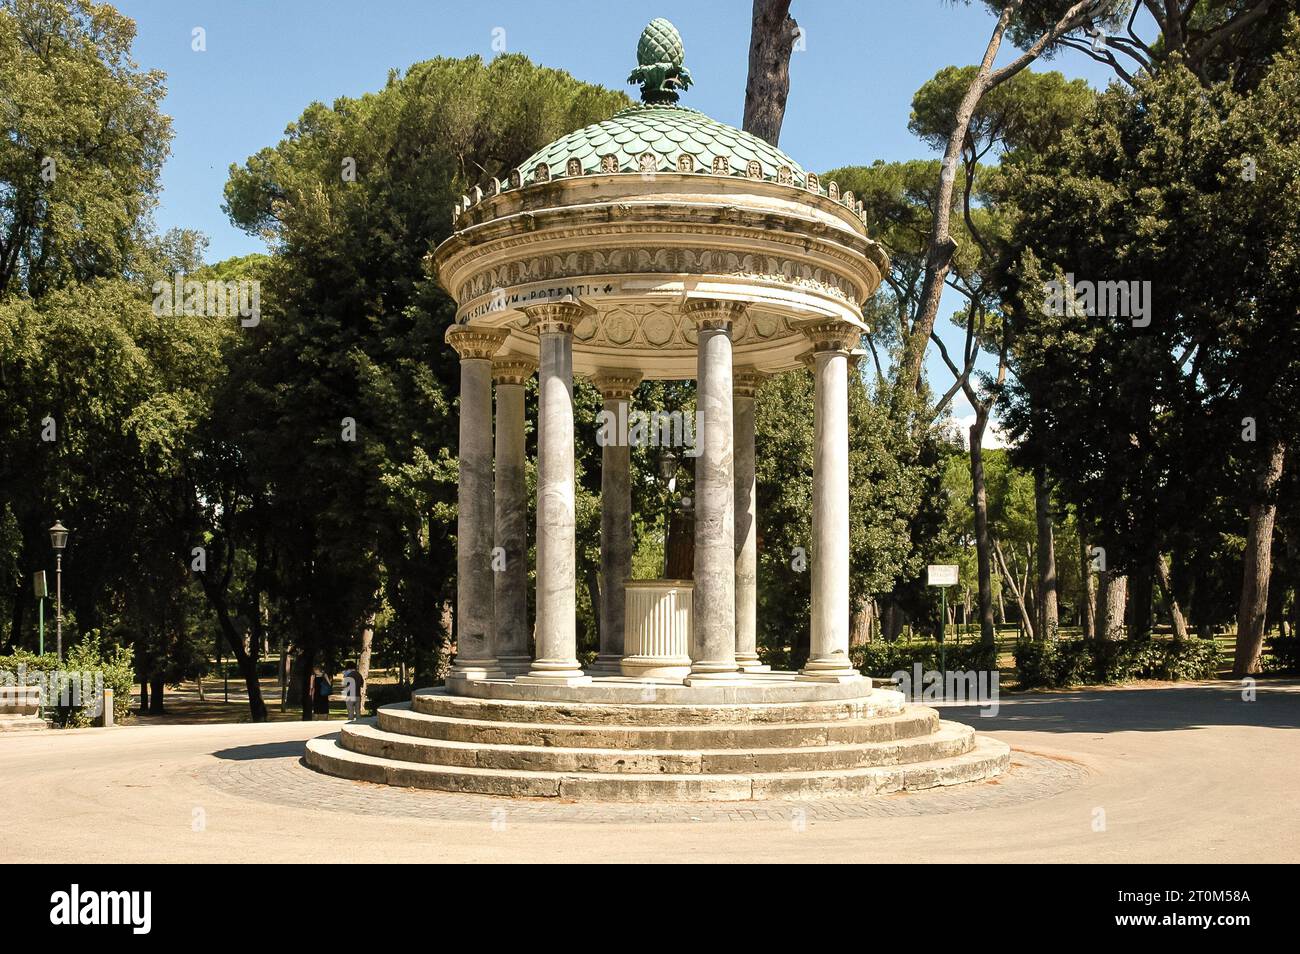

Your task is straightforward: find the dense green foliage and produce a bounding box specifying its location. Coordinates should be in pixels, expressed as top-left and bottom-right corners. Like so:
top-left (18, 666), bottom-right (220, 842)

top-left (2, 633), bottom-right (135, 725)
top-left (1015, 636), bottom-right (1221, 688)
top-left (1263, 635), bottom-right (1300, 674)
top-left (852, 641), bottom-right (998, 680)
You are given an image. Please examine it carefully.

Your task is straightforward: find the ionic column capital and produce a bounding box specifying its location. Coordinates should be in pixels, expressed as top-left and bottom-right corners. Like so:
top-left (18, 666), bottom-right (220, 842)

top-left (593, 369), bottom-right (643, 401)
top-left (493, 354), bottom-right (538, 386)
top-left (684, 297), bottom-right (747, 332)
top-left (445, 323), bottom-right (508, 360)
top-left (797, 319), bottom-right (860, 354)
top-left (733, 366), bottom-right (766, 399)
top-left (521, 298), bottom-right (589, 335)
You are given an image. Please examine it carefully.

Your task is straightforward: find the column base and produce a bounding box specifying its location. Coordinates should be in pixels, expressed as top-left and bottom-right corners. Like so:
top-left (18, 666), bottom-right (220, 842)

top-left (446, 664), bottom-right (507, 687)
top-left (735, 655), bottom-right (771, 674)
top-left (621, 655), bottom-right (692, 680)
top-left (496, 655), bottom-right (533, 678)
top-left (587, 654), bottom-right (625, 676)
top-left (683, 674), bottom-right (750, 686)
top-left (797, 672), bottom-right (866, 685)
top-left (516, 658), bottom-right (591, 686)
top-left (516, 672), bottom-right (593, 687)
top-left (684, 664), bottom-right (747, 687)
top-left (797, 655), bottom-right (866, 684)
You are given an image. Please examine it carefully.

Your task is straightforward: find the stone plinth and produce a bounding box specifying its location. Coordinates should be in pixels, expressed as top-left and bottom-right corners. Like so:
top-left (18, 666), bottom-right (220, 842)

top-left (620, 580), bottom-right (693, 679)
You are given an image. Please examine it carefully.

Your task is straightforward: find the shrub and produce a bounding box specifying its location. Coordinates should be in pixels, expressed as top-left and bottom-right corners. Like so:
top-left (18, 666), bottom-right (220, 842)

top-left (1263, 635), bottom-right (1300, 674)
top-left (1014, 636), bottom-right (1220, 689)
top-left (852, 640), bottom-right (997, 679)
top-left (63, 634), bottom-right (135, 726)
top-left (0, 633), bottom-right (134, 726)
top-left (1149, 639), bottom-right (1221, 680)
top-left (364, 681), bottom-right (412, 714)
top-left (1014, 639), bottom-right (1055, 688)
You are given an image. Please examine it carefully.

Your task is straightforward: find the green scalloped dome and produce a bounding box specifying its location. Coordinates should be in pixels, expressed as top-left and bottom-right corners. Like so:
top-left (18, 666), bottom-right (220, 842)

top-left (518, 103), bottom-right (813, 188)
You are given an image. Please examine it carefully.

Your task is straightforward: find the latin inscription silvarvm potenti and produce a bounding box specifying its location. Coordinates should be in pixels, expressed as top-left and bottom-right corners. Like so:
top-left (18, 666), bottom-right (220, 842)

top-left (460, 282), bottom-right (619, 322)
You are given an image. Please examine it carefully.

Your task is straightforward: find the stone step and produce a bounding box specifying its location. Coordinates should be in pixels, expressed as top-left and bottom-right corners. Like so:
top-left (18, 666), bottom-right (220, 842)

top-left (304, 733), bottom-right (1010, 801)
top-left (410, 688), bottom-right (903, 727)
top-left (378, 702), bottom-right (940, 749)
top-left (0, 715), bottom-right (48, 732)
top-left (339, 719), bottom-right (975, 774)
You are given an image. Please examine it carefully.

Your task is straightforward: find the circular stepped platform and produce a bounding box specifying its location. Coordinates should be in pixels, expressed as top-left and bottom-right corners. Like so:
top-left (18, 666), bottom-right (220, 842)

top-left (306, 681), bottom-right (1009, 802)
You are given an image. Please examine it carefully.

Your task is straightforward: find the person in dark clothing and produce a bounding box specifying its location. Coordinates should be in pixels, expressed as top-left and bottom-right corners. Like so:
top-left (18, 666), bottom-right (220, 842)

top-left (311, 667), bottom-right (332, 718)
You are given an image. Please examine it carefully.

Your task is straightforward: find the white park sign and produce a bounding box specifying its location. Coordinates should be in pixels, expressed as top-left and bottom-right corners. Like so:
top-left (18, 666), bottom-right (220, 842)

top-left (926, 564), bottom-right (959, 587)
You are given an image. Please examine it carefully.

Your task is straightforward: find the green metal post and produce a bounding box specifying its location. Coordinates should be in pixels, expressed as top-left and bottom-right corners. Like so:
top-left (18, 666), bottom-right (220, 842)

top-left (940, 585), bottom-right (947, 677)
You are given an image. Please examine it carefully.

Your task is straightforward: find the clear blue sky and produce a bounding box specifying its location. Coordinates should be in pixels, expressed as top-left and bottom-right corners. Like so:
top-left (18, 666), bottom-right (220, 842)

top-left (115, 0), bottom-right (1122, 424)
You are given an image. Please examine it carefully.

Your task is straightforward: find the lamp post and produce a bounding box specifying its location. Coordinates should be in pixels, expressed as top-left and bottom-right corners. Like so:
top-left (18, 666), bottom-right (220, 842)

top-left (657, 449), bottom-right (679, 578)
top-left (49, 521), bottom-right (69, 661)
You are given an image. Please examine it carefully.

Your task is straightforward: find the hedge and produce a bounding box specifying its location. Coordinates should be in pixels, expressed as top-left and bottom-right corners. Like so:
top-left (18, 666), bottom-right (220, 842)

top-left (1263, 635), bottom-right (1300, 673)
top-left (851, 640), bottom-right (998, 678)
top-left (0, 633), bottom-right (135, 726)
top-left (364, 681), bottom-right (412, 714)
top-left (1014, 636), bottom-right (1220, 689)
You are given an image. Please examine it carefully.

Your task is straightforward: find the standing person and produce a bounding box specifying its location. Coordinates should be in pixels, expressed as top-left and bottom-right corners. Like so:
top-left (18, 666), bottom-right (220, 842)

top-left (311, 666), bottom-right (332, 719)
top-left (341, 660), bottom-right (364, 720)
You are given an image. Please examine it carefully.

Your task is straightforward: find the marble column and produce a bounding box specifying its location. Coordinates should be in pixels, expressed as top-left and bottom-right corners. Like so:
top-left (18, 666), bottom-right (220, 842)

top-left (590, 370), bottom-right (642, 675)
top-left (733, 367), bottom-right (770, 673)
top-left (801, 321), bottom-right (860, 681)
top-left (685, 298), bottom-right (745, 683)
top-left (493, 354), bottom-right (537, 677)
top-left (517, 300), bottom-right (590, 686)
top-left (445, 323), bottom-right (509, 683)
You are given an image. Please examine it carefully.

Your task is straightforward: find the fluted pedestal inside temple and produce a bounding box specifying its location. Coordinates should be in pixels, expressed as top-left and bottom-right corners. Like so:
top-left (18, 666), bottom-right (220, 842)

top-left (620, 580), bottom-right (693, 679)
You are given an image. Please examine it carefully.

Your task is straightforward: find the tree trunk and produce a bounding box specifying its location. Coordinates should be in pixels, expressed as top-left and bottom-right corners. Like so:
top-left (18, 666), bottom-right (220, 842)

top-left (1156, 553), bottom-right (1189, 641)
top-left (138, 677), bottom-right (148, 715)
top-left (665, 508), bottom-right (694, 580)
top-left (1265, 560), bottom-right (1287, 644)
top-left (882, 599), bottom-right (905, 642)
top-left (438, 599), bottom-right (455, 682)
top-left (359, 611), bottom-right (375, 713)
top-left (1291, 540), bottom-right (1300, 642)
top-left (850, 595), bottom-right (873, 647)
top-left (897, 0), bottom-right (1096, 393)
top-left (1080, 534), bottom-right (1097, 639)
top-left (1034, 467), bottom-right (1059, 640)
top-left (1099, 572), bottom-right (1128, 640)
top-left (1234, 437), bottom-right (1287, 676)
top-left (583, 562), bottom-right (602, 656)
top-left (199, 578), bottom-right (269, 722)
top-left (970, 412), bottom-right (997, 647)
top-left (279, 645), bottom-right (289, 710)
top-left (147, 674), bottom-right (165, 715)
top-left (993, 539), bottom-right (1035, 641)
top-left (294, 648), bottom-right (315, 720)
top-left (1022, 543), bottom-right (1036, 636)
top-left (1128, 554), bottom-right (1155, 640)
top-left (742, 0), bottom-right (798, 146)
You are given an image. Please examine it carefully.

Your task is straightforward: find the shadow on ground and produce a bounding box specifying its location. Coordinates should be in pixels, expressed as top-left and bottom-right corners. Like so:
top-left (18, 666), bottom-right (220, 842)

top-left (212, 738), bottom-right (332, 761)
top-left (942, 680), bottom-right (1300, 734)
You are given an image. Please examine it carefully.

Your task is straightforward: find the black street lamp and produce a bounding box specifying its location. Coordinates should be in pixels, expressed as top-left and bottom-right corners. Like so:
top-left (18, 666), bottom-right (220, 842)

top-left (49, 521), bottom-right (69, 661)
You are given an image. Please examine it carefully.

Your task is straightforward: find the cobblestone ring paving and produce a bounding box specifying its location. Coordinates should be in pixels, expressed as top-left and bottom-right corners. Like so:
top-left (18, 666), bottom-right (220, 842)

top-left (200, 746), bottom-right (1090, 824)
